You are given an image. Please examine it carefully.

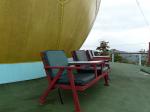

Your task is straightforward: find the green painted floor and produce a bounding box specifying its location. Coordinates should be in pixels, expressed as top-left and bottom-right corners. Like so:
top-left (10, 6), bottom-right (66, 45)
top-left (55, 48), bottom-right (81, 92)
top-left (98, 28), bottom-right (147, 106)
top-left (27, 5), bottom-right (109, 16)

top-left (0, 63), bottom-right (150, 112)
top-left (141, 66), bottom-right (150, 74)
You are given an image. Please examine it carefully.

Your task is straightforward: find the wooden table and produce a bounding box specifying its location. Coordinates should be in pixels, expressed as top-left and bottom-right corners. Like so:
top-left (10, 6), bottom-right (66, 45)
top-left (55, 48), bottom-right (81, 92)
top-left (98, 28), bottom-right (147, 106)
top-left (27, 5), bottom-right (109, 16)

top-left (68, 60), bottom-right (104, 65)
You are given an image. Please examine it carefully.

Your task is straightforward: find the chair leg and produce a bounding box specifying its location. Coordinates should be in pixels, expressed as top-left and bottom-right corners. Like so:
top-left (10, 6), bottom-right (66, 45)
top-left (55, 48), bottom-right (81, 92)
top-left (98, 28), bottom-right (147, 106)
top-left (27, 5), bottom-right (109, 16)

top-left (72, 88), bottom-right (81, 112)
top-left (39, 84), bottom-right (54, 104)
top-left (104, 73), bottom-right (109, 86)
top-left (108, 69), bottom-right (111, 81)
top-left (68, 70), bottom-right (81, 112)
top-left (39, 69), bottom-right (64, 104)
top-left (58, 88), bottom-right (64, 104)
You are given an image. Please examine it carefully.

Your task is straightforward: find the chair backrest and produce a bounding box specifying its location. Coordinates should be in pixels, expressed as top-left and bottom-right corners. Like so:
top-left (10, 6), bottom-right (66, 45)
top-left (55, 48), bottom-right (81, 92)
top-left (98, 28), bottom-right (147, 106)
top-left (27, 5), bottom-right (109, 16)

top-left (86, 50), bottom-right (94, 60)
top-left (41, 50), bottom-right (68, 78)
top-left (87, 50), bottom-right (111, 61)
top-left (72, 50), bottom-right (89, 61)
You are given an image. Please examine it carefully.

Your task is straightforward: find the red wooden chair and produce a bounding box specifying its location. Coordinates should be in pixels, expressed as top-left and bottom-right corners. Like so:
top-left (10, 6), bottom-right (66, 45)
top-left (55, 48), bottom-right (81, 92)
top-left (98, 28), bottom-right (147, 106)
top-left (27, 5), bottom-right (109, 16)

top-left (86, 50), bottom-right (111, 69)
top-left (39, 50), bottom-right (109, 112)
top-left (72, 50), bottom-right (110, 72)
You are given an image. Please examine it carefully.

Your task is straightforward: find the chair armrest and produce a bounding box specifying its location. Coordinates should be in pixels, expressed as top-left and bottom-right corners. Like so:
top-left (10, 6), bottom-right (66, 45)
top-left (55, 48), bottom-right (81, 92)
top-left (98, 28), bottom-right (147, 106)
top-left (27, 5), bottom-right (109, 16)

top-left (45, 66), bottom-right (82, 70)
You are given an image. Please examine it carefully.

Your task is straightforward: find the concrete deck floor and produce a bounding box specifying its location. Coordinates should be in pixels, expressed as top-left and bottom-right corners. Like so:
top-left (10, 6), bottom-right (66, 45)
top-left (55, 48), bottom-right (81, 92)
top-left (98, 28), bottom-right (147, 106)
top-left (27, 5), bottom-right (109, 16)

top-left (0, 63), bottom-right (150, 112)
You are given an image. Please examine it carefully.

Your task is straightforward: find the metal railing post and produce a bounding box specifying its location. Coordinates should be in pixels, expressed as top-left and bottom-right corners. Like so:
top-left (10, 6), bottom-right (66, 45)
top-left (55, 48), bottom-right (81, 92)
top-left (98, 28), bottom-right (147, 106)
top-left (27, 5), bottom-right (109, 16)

top-left (138, 54), bottom-right (142, 66)
top-left (112, 53), bottom-right (114, 63)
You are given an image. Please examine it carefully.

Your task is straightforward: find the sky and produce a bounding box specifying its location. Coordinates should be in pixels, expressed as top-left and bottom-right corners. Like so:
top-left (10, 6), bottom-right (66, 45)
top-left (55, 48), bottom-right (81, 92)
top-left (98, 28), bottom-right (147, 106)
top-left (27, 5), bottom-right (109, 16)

top-left (80, 0), bottom-right (150, 52)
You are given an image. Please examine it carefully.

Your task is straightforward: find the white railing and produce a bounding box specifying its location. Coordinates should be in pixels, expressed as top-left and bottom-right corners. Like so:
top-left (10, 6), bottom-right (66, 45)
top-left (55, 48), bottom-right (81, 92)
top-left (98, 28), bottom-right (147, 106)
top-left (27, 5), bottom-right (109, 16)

top-left (111, 52), bottom-right (148, 66)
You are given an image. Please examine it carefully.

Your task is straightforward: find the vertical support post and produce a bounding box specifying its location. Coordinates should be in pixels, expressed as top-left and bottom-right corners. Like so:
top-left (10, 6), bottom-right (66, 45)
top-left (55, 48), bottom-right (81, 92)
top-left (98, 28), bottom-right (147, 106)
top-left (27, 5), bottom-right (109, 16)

top-left (148, 42), bottom-right (150, 65)
top-left (139, 54), bottom-right (142, 66)
top-left (112, 53), bottom-right (114, 63)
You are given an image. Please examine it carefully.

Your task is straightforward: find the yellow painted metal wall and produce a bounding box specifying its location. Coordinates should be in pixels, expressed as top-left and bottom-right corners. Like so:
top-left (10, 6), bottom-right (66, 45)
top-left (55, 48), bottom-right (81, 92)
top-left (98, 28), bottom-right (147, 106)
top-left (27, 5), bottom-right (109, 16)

top-left (0, 0), bottom-right (101, 63)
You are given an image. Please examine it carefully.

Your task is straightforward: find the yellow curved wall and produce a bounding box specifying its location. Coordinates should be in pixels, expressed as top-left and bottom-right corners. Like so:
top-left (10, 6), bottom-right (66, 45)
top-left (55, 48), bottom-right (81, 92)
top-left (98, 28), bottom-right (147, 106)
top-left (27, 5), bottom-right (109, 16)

top-left (0, 0), bottom-right (101, 63)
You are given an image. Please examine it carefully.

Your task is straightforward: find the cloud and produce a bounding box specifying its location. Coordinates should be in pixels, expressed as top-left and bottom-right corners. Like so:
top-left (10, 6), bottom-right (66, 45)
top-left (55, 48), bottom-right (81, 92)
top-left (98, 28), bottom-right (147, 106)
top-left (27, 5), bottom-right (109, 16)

top-left (96, 0), bottom-right (150, 31)
top-left (81, 0), bottom-right (150, 52)
top-left (81, 26), bottom-right (150, 51)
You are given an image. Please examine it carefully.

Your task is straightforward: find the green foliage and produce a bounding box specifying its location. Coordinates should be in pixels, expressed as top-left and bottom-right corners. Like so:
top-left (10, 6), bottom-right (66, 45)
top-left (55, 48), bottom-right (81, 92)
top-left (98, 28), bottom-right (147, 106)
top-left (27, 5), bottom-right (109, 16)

top-left (114, 53), bottom-right (122, 62)
top-left (141, 60), bottom-right (147, 66)
top-left (96, 41), bottom-right (110, 55)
